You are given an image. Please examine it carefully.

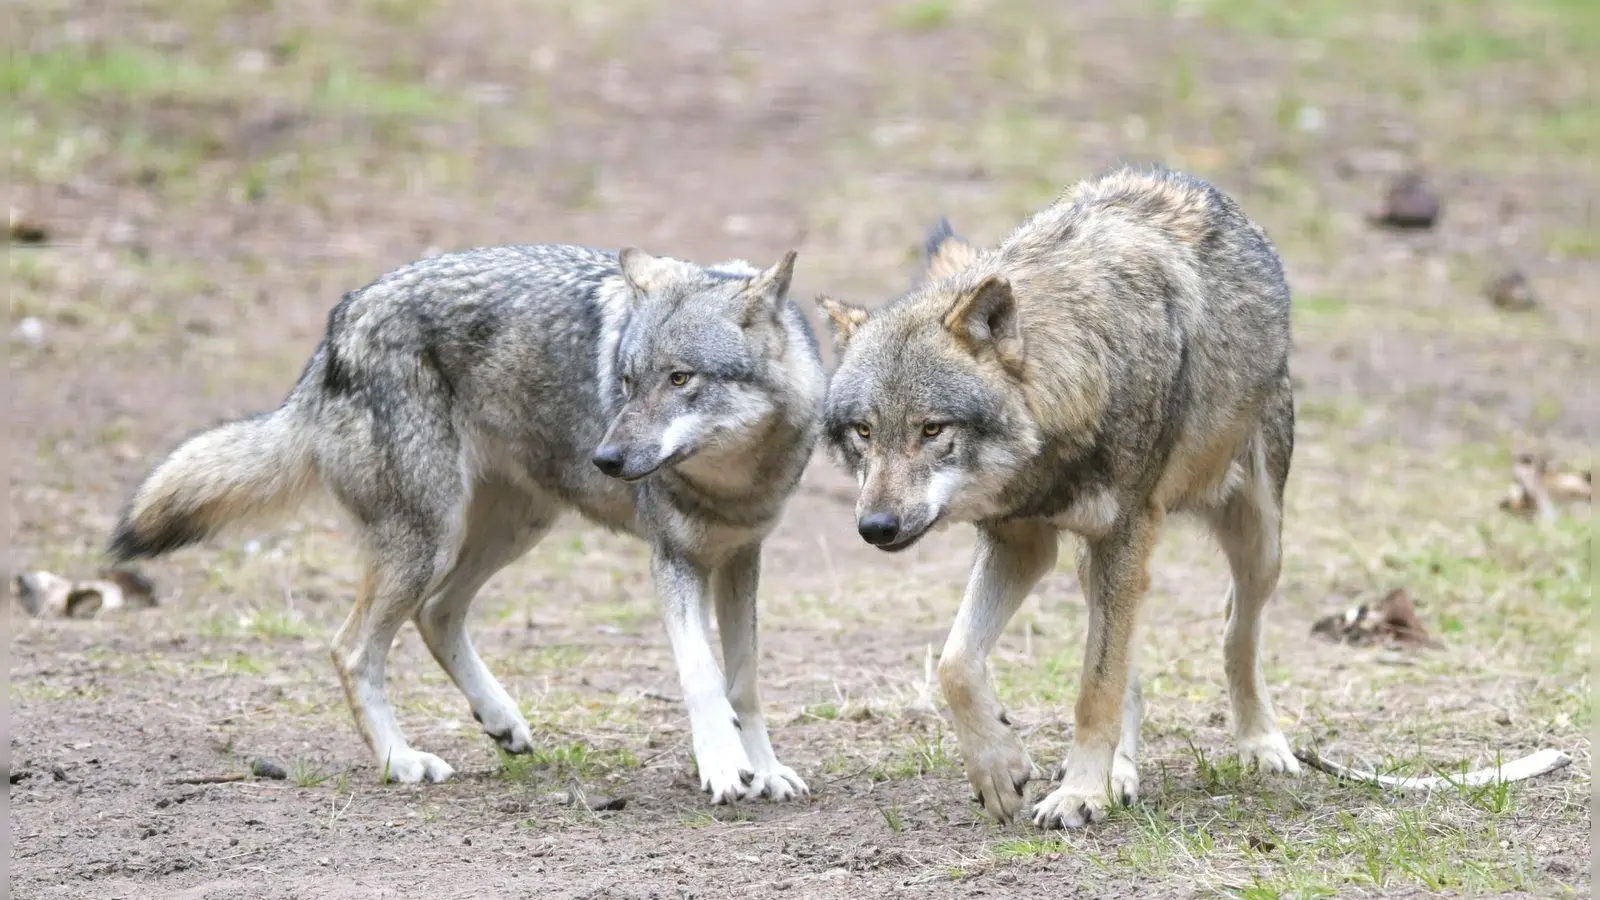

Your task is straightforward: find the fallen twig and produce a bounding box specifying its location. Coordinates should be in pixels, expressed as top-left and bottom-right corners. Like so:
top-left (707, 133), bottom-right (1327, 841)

top-left (1295, 747), bottom-right (1571, 792)
top-left (167, 773), bottom-right (248, 785)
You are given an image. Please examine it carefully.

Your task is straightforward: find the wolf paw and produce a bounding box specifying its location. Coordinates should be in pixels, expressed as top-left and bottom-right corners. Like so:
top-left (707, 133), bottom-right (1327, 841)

top-left (1238, 730), bottom-right (1300, 775)
top-left (475, 707), bottom-right (534, 755)
top-left (963, 733), bottom-right (1035, 824)
top-left (1032, 781), bottom-right (1110, 830)
top-left (380, 748), bottom-right (456, 784)
top-left (745, 761), bottom-right (809, 802)
top-left (695, 741), bottom-right (756, 805)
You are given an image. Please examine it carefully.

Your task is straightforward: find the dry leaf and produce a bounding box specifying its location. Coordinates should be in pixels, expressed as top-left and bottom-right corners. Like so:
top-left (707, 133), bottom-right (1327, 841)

top-left (1500, 453), bottom-right (1591, 520)
top-left (1311, 588), bottom-right (1442, 649)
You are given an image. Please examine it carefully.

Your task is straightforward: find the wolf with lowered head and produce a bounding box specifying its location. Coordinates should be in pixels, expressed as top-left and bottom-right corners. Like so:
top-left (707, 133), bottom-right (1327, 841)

top-left (818, 165), bottom-right (1300, 829)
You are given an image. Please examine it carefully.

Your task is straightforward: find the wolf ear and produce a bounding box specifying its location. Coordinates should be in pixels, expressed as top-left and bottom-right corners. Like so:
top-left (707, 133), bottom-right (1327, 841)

top-left (942, 274), bottom-right (1023, 375)
top-left (920, 218), bottom-right (980, 284)
top-left (741, 249), bottom-right (798, 325)
top-left (618, 247), bottom-right (665, 303)
top-left (816, 295), bottom-right (869, 350)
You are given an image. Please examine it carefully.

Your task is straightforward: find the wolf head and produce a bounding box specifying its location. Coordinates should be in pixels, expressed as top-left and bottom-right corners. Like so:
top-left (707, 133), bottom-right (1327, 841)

top-left (592, 247), bottom-right (811, 482)
top-left (816, 221), bottom-right (1041, 551)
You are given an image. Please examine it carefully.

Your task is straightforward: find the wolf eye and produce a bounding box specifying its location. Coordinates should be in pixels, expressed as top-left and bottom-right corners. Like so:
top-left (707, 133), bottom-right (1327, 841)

top-left (853, 423), bottom-right (871, 440)
top-left (922, 423), bottom-right (945, 438)
top-left (669, 371), bottom-right (692, 387)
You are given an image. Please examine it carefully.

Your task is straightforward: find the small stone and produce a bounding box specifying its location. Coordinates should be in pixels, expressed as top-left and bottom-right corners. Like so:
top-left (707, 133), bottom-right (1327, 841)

top-left (250, 758), bottom-right (287, 780)
top-left (1486, 269), bottom-right (1537, 312)
top-left (1494, 710), bottom-right (1513, 726)
top-left (235, 49), bottom-right (269, 74)
top-left (12, 317), bottom-right (45, 347)
top-left (1374, 171), bottom-right (1441, 230)
top-left (8, 208), bottom-right (48, 244)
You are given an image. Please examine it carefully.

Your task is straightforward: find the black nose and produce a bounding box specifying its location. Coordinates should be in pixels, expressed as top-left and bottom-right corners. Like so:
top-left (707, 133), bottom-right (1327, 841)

top-left (858, 512), bottom-right (901, 546)
top-left (592, 445), bottom-right (625, 477)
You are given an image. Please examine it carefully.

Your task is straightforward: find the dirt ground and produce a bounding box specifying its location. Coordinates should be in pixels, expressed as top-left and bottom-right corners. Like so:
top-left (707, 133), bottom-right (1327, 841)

top-left (7, 1), bottom-right (1593, 898)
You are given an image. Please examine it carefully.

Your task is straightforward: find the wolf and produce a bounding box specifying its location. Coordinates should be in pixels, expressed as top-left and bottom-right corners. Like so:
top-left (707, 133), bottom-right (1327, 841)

top-left (108, 242), bottom-right (826, 803)
top-left (817, 165), bottom-right (1299, 829)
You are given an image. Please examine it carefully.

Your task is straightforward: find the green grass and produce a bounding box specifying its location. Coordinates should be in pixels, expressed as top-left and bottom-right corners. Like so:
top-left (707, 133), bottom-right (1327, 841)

top-left (1542, 227), bottom-right (1600, 260)
top-left (291, 759), bottom-right (334, 787)
top-left (873, 727), bottom-right (960, 781)
top-left (1179, 0), bottom-right (1599, 61)
top-left (500, 739), bottom-right (641, 782)
top-left (890, 0), bottom-right (955, 31)
top-left (4, 45), bottom-right (459, 118)
top-left (880, 805), bottom-right (907, 833)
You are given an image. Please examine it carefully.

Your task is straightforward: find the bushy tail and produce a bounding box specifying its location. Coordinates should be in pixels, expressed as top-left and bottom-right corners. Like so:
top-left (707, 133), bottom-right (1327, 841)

top-left (108, 406), bottom-right (318, 563)
top-left (919, 217), bottom-right (981, 284)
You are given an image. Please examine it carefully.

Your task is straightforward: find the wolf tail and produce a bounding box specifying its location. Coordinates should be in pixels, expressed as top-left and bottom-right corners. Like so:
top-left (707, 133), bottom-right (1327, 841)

top-left (108, 402), bottom-right (319, 563)
top-left (920, 217), bottom-right (981, 284)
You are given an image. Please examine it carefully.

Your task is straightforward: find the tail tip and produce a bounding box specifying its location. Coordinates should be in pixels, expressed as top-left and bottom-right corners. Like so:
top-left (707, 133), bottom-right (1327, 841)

top-left (106, 515), bottom-right (201, 563)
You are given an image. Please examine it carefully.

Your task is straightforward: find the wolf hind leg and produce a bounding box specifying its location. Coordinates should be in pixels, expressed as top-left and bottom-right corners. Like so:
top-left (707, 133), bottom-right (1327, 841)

top-left (1207, 434), bottom-right (1298, 776)
top-left (415, 479), bottom-right (555, 756)
top-left (332, 524), bottom-right (459, 784)
top-left (323, 387), bottom-right (467, 784)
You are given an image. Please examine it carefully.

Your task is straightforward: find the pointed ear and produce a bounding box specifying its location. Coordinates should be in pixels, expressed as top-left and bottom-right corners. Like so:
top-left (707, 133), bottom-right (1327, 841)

top-left (942, 274), bottom-right (1023, 374)
top-left (741, 249), bottom-right (798, 325)
top-left (618, 247), bottom-right (664, 303)
top-left (816, 294), bottom-right (869, 350)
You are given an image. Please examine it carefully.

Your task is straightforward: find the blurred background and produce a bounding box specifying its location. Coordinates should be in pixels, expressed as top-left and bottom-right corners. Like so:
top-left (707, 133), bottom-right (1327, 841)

top-left (9, 1), bottom-right (1593, 898)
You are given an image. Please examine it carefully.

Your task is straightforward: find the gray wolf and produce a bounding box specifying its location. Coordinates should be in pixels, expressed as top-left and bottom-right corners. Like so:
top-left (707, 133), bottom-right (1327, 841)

top-left (816, 165), bottom-right (1299, 828)
top-left (109, 243), bottom-right (826, 803)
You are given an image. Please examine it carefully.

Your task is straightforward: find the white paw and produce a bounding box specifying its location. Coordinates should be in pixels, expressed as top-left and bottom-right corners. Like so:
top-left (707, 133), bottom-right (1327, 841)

top-left (1238, 729), bottom-right (1300, 775)
top-left (1032, 778), bottom-right (1110, 830)
top-left (1110, 751), bottom-right (1140, 807)
top-left (745, 761), bottom-right (809, 802)
top-left (380, 748), bottom-right (456, 784)
top-left (475, 706), bottom-right (534, 754)
top-left (694, 739), bottom-right (756, 805)
top-left (962, 731), bottom-right (1035, 824)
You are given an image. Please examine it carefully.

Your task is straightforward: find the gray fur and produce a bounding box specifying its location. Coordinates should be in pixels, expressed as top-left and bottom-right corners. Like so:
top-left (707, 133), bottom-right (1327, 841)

top-left (110, 242), bottom-right (824, 800)
top-left (817, 165), bottom-right (1299, 829)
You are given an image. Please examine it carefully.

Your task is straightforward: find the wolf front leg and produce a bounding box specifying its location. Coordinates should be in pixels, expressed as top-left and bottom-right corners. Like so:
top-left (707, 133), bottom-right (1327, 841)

top-left (1033, 508), bottom-right (1161, 829)
top-left (714, 544), bottom-right (808, 801)
top-left (653, 547), bottom-right (755, 804)
top-left (938, 519), bottom-right (1059, 823)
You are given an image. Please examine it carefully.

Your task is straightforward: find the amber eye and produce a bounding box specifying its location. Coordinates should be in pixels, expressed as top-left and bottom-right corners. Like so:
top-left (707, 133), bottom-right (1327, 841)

top-left (669, 372), bottom-right (692, 387)
top-left (922, 423), bottom-right (945, 438)
top-left (854, 423), bottom-right (872, 440)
